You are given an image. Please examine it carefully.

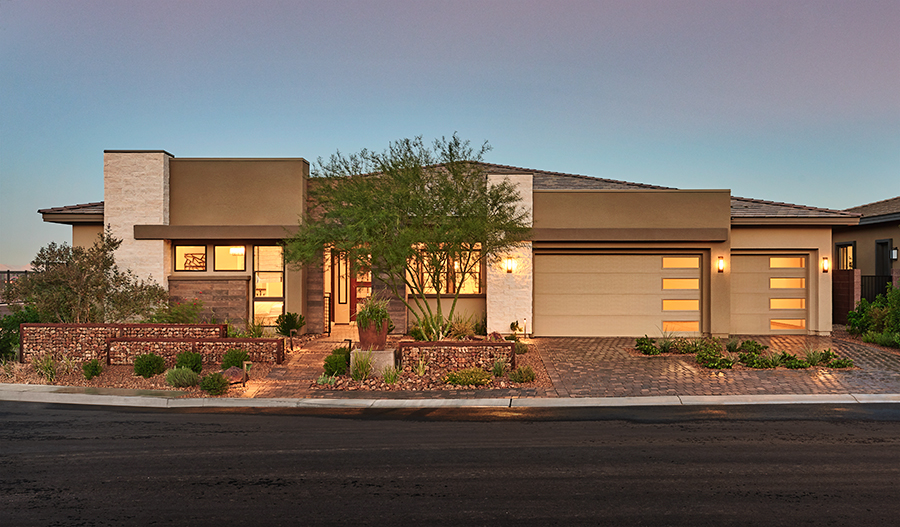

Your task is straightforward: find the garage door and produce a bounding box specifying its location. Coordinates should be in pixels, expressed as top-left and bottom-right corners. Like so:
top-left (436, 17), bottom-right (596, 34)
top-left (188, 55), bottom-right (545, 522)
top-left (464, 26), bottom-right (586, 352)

top-left (731, 255), bottom-right (808, 334)
top-left (533, 254), bottom-right (701, 337)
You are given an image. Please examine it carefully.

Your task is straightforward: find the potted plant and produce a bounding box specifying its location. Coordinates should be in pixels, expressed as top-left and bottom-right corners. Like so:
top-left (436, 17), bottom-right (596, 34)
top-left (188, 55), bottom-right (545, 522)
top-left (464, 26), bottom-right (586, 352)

top-left (356, 297), bottom-right (392, 351)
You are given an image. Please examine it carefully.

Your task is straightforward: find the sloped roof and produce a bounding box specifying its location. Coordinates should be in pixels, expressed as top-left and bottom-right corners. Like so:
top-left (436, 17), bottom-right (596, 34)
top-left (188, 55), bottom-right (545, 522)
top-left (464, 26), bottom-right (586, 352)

top-left (845, 196), bottom-right (900, 218)
top-left (38, 202), bottom-right (105, 215)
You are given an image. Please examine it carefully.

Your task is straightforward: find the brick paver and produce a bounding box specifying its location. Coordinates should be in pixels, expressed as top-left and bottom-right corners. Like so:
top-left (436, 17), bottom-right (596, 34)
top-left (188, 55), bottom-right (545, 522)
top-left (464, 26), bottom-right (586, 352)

top-left (249, 333), bottom-right (900, 399)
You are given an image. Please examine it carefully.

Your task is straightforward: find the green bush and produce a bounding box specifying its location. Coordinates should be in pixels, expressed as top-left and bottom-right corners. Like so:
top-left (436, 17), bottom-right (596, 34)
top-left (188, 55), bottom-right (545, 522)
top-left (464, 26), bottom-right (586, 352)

top-left (165, 367), bottom-right (200, 388)
top-left (175, 351), bottom-right (203, 374)
top-left (200, 372), bottom-right (229, 395)
top-left (492, 359), bottom-right (507, 377)
top-left (32, 353), bottom-right (57, 381)
top-left (509, 365), bottom-right (536, 383)
top-left (778, 352), bottom-right (809, 369)
top-left (847, 283), bottom-right (900, 337)
top-left (443, 367), bottom-right (492, 386)
top-left (275, 312), bottom-right (306, 337)
top-left (323, 347), bottom-right (351, 376)
top-left (221, 348), bottom-right (250, 370)
top-left (696, 342), bottom-right (733, 369)
top-left (827, 357), bottom-right (855, 369)
top-left (449, 314), bottom-right (477, 340)
top-left (351, 351), bottom-right (373, 381)
top-left (0, 306), bottom-right (41, 361)
top-left (863, 330), bottom-right (900, 349)
top-left (636, 336), bottom-right (659, 355)
top-left (383, 366), bottom-right (400, 384)
top-left (804, 348), bottom-right (837, 366)
top-left (134, 353), bottom-right (166, 378)
top-left (514, 341), bottom-right (529, 354)
top-left (82, 358), bottom-right (103, 380)
top-left (724, 338), bottom-right (741, 354)
top-left (148, 299), bottom-right (204, 323)
top-left (738, 340), bottom-right (768, 354)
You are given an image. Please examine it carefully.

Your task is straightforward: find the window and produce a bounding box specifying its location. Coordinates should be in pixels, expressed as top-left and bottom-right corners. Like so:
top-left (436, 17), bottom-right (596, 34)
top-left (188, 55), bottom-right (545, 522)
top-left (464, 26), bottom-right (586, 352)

top-left (175, 245), bottom-right (206, 271)
top-left (836, 243), bottom-right (855, 270)
top-left (662, 256), bottom-right (700, 269)
top-left (770, 278), bottom-right (805, 289)
top-left (214, 245), bottom-right (245, 271)
top-left (662, 278), bottom-right (699, 290)
top-left (662, 299), bottom-right (699, 311)
top-left (770, 298), bottom-right (806, 310)
top-left (770, 319), bottom-right (806, 330)
top-left (415, 251), bottom-right (483, 295)
top-left (663, 321), bottom-right (700, 332)
top-left (254, 246), bottom-right (284, 325)
top-left (770, 257), bottom-right (805, 268)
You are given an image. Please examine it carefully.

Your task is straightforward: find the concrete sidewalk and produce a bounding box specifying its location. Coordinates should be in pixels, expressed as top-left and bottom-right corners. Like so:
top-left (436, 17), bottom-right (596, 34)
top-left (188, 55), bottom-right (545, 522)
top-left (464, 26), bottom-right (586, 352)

top-left (3, 382), bottom-right (900, 409)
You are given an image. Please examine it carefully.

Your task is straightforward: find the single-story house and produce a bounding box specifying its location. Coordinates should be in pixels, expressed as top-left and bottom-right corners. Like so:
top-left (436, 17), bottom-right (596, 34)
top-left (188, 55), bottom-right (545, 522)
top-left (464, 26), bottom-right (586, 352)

top-left (831, 196), bottom-right (900, 303)
top-left (40, 150), bottom-right (860, 338)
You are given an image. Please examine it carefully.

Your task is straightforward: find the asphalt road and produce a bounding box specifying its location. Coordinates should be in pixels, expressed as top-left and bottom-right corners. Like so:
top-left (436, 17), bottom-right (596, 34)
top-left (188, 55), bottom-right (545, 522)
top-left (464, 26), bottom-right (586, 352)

top-left (3, 402), bottom-right (900, 526)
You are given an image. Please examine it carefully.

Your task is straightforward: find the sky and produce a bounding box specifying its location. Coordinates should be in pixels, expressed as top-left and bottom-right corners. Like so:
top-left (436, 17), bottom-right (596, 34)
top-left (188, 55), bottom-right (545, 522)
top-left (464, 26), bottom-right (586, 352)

top-left (1, 0), bottom-right (898, 268)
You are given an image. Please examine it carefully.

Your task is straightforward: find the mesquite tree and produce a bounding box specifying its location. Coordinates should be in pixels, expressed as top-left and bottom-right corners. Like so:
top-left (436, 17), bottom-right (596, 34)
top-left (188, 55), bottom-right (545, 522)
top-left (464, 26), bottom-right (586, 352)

top-left (283, 134), bottom-right (531, 340)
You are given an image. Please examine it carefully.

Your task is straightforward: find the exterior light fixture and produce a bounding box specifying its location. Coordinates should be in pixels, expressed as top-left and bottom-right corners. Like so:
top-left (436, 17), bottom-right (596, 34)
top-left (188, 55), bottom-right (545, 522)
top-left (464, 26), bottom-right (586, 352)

top-left (892, 247), bottom-right (899, 261)
top-left (717, 256), bottom-right (725, 273)
top-left (505, 257), bottom-right (516, 273)
top-left (230, 246), bottom-right (245, 256)
top-left (822, 257), bottom-right (829, 273)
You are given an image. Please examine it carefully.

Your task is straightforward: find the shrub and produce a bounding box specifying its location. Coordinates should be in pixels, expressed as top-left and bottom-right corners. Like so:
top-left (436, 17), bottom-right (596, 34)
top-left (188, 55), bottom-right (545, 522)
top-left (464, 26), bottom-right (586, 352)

top-left (473, 315), bottom-right (487, 336)
top-left (275, 312), bottom-right (306, 337)
top-left (324, 347), bottom-right (351, 376)
top-left (221, 348), bottom-right (250, 370)
top-left (134, 353), bottom-right (166, 378)
top-left (351, 351), bottom-right (373, 381)
top-left (847, 284), bottom-right (900, 336)
top-left (32, 353), bottom-right (57, 381)
top-left (827, 357), bottom-right (855, 369)
top-left (492, 359), bottom-right (507, 377)
top-left (58, 356), bottom-right (78, 375)
top-left (449, 314), bottom-right (476, 340)
top-left (414, 357), bottom-right (428, 376)
top-left (0, 306), bottom-right (41, 361)
top-left (778, 352), bottom-right (809, 369)
top-left (738, 340), bottom-right (768, 354)
top-left (509, 365), bottom-right (536, 383)
top-left (175, 351), bottom-right (203, 374)
top-left (636, 336), bottom-right (659, 355)
top-left (514, 341), bottom-right (529, 354)
top-left (383, 366), bottom-right (400, 384)
top-left (316, 373), bottom-right (337, 385)
top-left (863, 330), bottom-right (900, 349)
top-left (165, 367), bottom-right (200, 387)
top-left (443, 367), bottom-right (492, 386)
top-left (805, 348), bottom-right (837, 366)
top-left (724, 338), bottom-right (742, 354)
top-left (696, 342), bottom-right (733, 369)
top-left (200, 372), bottom-right (229, 395)
top-left (82, 358), bottom-right (103, 380)
top-left (149, 299), bottom-right (204, 324)
top-left (356, 297), bottom-right (391, 330)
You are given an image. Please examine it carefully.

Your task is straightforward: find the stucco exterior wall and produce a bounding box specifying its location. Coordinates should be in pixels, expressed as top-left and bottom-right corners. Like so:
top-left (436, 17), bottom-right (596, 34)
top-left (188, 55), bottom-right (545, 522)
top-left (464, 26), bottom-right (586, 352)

top-left (72, 224), bottom-right (103, 249)
top-left (731, 226), bottom-right (833, 335)
top-left (486, 173), bottom-right (533, 335)
top-left (104, 151), bottom-right (171, 287)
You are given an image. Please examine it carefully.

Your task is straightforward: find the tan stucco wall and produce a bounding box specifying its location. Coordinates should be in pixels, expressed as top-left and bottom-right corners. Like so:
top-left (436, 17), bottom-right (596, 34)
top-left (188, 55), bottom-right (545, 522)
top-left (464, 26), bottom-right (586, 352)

top-left (833, 222), bottom-right (899, 274)
top-left (104, 151), bottom-right (171, 287)
top-left (533, 190), bottom-right (731, 230)
top-left (169, 159), bottom-right (308, 226)
top-left (407, 297), bottom-right (486, 332)
top-left (72, 224), bottom-right (103, 249)
top-left (731, 226), bottom-right (833, 335)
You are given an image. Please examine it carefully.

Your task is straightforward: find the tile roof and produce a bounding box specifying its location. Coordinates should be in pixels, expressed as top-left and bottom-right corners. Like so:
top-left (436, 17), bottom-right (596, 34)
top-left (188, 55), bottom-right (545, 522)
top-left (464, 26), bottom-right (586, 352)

top-left (844, 196), bottom-right (900, 218)
top-left (729, 196), bottom-right (858, 219)
top-left (38, 202), bottom-right (105, 215)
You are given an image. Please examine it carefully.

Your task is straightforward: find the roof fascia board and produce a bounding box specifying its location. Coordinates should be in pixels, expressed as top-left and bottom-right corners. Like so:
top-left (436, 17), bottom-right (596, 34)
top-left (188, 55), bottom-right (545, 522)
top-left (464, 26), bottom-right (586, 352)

top-left (730, 217), bottom-right (860, 226)
top-left (134, 224), bottom-right (299, 240)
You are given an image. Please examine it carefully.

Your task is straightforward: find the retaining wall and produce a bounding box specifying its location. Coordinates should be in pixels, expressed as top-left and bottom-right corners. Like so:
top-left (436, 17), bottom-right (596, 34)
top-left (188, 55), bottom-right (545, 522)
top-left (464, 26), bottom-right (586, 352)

top-left (397, 341), bottom-right (515, 373)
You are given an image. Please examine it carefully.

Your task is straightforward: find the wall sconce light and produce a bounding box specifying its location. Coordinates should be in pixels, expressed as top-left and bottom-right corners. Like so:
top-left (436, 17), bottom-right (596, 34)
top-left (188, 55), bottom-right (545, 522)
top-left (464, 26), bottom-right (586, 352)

top-left (822, 257), bottom-right (829, 273)
top-left (717, 256), bottom-right (725, 273)
top-left (505, 257), bottom-right (516, 273)
top-left (892, 247), bottom-right (899, 261)
top-left (230, 246), bottom-right (245, 256)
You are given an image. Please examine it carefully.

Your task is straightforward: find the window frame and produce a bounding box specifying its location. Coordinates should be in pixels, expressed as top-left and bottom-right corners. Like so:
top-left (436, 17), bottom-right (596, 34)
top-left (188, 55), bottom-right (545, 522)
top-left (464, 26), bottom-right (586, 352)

top-left (174, 245), bottom-right (207, 272)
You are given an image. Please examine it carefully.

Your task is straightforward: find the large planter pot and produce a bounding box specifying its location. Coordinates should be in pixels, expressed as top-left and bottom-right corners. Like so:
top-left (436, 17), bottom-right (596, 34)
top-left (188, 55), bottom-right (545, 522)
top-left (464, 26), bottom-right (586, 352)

top-left (358, 320), bottom-right (389, 351)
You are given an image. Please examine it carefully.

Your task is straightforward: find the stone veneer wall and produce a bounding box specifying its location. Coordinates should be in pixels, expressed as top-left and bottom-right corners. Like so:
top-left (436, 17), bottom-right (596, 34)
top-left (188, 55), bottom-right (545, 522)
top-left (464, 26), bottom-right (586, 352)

top-left (104, 151), bottom-right (171, 288)
top-left (397, 341), bottom-right (515, 374)
top-left (486, 172), bottom-right (533, 335)
top-left (108, 338), bottom-right (284, 365)
top-left (168, 279), bottom-right (250, 325)
top-left (20, 324), bottom-right (226, 363)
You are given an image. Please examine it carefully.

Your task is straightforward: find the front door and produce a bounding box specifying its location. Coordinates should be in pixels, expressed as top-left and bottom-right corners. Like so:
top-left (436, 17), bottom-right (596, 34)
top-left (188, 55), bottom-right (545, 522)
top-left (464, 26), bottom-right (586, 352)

top-left (875, 240), bottom-right (891, 276)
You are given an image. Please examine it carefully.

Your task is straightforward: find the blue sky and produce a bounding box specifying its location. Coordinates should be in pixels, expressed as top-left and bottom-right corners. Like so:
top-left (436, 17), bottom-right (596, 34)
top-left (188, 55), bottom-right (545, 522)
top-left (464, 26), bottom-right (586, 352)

top-left (1, 0), bottom-right (898, 268)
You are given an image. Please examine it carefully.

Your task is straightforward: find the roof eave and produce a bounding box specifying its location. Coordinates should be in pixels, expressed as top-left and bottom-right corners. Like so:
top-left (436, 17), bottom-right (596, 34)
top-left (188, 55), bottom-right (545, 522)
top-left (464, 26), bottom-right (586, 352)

top-left (731, 217), bottom-right (861, 227)
top-left (41, 212), bottom-right (105, 225)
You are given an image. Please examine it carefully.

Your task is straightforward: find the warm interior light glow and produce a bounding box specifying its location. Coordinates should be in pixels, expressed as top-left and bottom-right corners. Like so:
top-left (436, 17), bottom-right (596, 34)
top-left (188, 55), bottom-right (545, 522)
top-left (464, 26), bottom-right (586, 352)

top-left (505, 257), bottom-right (516, 273)
top-left (822, 257), bottom-right (829, 273)
top-left (230, 246), bottom-right (245, 256)
top-left (717, 256), bottom-right (725, 273)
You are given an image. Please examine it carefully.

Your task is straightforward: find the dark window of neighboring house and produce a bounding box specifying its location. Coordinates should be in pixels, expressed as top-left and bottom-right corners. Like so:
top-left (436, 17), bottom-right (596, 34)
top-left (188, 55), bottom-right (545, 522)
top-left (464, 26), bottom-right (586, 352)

top-left (253, 246), bottom-right (284, 326)
top-left (836, 242), bottom-right (855, 270)
top-left (175, 245), bottom-right (206, 271)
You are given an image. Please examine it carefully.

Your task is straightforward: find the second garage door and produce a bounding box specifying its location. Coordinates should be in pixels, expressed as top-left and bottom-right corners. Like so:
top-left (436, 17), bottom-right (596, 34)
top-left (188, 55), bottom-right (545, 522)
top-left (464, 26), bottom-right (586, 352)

top-left (533, 254), bottom-right (702, 337)
top-left (731, 254), bottom-right (808, 334)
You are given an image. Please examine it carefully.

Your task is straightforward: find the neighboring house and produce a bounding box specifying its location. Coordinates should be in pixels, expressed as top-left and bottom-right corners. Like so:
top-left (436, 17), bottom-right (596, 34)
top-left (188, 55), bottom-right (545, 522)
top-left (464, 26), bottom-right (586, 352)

top-left (832, 196), bottom-right (900, 303)
top-left (40, 150), bottom-right (859, 338)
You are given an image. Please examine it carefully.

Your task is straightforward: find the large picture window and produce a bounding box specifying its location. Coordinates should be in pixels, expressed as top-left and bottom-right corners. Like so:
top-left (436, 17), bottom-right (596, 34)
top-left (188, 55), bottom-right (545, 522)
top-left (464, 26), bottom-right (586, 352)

top-left (414, 252), bottom-right (484, 295)
top-left (254, 246), bottom-right (284, 326)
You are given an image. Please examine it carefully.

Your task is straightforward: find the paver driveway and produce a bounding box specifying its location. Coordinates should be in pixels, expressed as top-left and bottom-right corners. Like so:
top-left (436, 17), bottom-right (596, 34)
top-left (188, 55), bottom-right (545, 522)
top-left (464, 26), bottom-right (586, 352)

top-left (539, 335), bottom-right (900, 397)
top-left (250, 333), bottom-right (900, 399)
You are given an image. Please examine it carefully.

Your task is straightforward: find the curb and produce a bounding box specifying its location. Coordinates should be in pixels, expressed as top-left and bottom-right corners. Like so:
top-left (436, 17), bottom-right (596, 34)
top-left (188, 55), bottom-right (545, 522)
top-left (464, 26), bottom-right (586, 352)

top-left (3, 384), bottom-right (900, 409)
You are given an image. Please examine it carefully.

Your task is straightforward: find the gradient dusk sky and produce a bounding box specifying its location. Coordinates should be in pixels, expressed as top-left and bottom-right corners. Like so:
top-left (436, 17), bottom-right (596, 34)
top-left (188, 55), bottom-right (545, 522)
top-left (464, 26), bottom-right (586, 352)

top-left (1, 0), bottom-right (898, 268)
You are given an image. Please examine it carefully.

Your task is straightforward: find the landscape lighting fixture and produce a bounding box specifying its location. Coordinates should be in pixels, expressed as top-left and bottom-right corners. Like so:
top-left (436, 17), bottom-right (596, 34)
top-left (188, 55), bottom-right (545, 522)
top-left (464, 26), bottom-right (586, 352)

top-left (717, 256), bottom-right (725, 273)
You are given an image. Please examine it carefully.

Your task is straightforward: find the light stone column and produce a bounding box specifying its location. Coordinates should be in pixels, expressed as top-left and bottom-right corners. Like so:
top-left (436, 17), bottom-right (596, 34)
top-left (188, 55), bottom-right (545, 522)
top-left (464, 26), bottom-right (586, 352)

top-left (486, 173), bottom-right (533, 335)
top-left (103, 151), bottom-right (171, 288)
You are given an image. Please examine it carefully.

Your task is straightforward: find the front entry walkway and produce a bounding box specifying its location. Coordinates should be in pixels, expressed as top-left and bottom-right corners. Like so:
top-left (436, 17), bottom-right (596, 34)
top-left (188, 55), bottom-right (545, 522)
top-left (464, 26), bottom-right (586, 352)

top-left (539, 335), bottom-right (900, 398)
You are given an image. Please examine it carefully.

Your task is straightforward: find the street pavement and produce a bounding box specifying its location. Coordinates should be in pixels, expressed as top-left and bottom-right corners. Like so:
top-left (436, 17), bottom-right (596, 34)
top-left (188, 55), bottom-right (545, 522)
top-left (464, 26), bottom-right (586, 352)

top-left (3, 330), bottom-right (900, 408)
